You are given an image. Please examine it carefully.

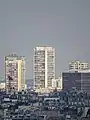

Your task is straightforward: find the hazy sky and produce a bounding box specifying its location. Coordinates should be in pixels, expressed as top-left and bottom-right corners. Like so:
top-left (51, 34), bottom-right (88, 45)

top-left (0, 0), bottom-right (90, 79)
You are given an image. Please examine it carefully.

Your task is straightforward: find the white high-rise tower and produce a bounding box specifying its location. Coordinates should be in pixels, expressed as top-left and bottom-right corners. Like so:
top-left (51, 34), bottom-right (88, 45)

top-left (5, 54), bottom-right (25, 92)
top-left (33, 46), bottom-right (55, 92)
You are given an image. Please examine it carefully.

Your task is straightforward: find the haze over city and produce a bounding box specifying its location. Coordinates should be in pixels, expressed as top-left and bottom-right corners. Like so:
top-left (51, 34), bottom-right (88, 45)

top-left (0, 0), bottom-right (90, 79)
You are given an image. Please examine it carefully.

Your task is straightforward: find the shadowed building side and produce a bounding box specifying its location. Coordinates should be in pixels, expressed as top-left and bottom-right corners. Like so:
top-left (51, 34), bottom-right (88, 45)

top-left (62, 71), bottom-right (90, 94)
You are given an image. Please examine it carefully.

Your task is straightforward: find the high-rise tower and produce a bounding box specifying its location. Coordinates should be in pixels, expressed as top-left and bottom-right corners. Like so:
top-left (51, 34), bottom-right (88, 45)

top-left (5, 54), bottom-right (25, 92)
top-left (33, 46), bottom-right (55, 92)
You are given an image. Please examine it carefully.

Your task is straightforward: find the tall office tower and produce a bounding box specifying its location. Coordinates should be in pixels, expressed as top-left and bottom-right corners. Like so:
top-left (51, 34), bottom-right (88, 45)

top-left (33, 46), bottom-right (55, 92)
top-left (5, 54), bottom-right (25, 92)
top-left (69, 60), bottom-right (89, 71)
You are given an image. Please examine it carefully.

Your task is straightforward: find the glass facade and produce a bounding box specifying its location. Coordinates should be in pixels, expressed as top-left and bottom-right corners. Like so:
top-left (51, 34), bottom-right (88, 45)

top-left (62, 72), bottom-right (81, 91)
top-left (81, 73), bottom-right (90, 94)
top-left (62, 72), bottom-right (90, 94)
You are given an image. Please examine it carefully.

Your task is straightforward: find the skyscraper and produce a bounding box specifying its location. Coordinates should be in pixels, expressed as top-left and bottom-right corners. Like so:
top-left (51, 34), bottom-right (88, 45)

top-left (5, 54), bottom-right (25, 92)
top-left (33, 46), bottom-right (55, 92)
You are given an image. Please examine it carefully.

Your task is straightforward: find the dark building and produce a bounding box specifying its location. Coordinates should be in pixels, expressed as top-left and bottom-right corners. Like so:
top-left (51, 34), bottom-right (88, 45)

top-left (62, 72), bottom-right (90, 94)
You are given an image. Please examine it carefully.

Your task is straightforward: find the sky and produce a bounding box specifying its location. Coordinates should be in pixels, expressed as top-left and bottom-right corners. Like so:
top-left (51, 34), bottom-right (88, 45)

top-left (0, 0), bottom-right (90, 79)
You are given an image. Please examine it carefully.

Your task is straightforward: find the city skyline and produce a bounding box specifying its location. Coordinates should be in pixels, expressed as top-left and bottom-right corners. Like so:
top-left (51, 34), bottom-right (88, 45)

top-left (0, 0), bottom-right (90, 79)
top-left (2, 49), bottom-right (90, 80)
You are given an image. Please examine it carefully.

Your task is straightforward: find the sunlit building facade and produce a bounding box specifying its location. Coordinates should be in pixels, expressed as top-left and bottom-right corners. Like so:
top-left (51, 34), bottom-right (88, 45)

top-left (0, 81), bottom-right (5, 90)
top-left (69, 60), bottom-right (89, 71)
top-left (52, 77), bottom-right (62, 90)
top-left (5, 54), bottom-right (25, 92)
top-left (33, 46), bottom-right (55, 92)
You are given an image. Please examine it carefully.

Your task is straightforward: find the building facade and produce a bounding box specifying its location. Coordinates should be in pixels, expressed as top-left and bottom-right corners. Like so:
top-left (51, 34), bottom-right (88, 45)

top-left (69, 61), bottom-right (89, 71)
top-left (33, 46), bottom-right (55, 92)
top-left (0, 81), bottom-right (5, 90)
top-left (62, 71), bottom-right (90, 94)
top-left (5, 54), bottom-right (25, 92)
top-left (52, 77), bottom-right (62, 90)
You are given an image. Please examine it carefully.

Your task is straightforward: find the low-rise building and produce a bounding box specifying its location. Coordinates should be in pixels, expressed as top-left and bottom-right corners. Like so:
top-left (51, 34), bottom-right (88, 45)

top-left (0, 81), bottom-right (5, 89)
top-left (62, 70), bottom-right (90, 94)
top-left (52, 77), bottom-right (62, 90)
top-left (69, 60), bottom-right (89, 72)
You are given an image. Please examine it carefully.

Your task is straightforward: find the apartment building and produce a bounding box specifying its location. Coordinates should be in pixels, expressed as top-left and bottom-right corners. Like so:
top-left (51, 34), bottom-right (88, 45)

top-left (69, 60), bottom-right (89, 71)
top-left (33, 46), bottom-right (55, 92)
top-left (5, 54), bottom-right (25, 92)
